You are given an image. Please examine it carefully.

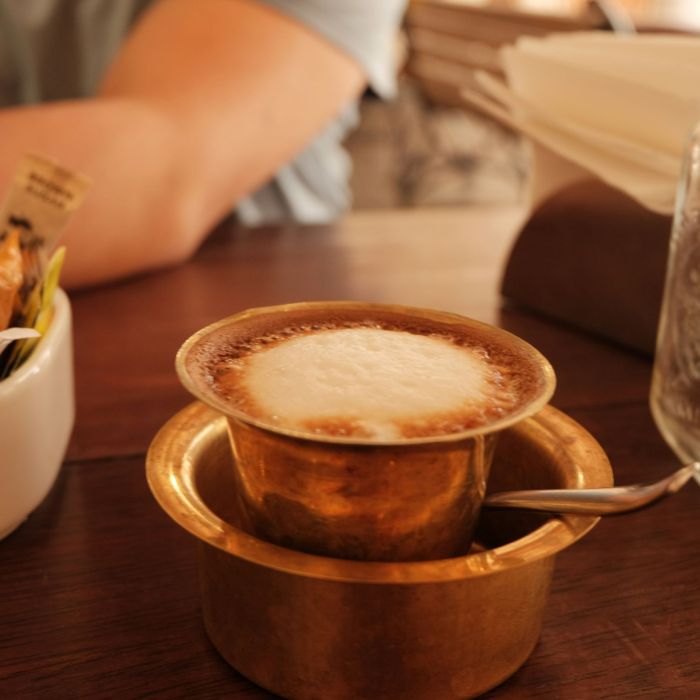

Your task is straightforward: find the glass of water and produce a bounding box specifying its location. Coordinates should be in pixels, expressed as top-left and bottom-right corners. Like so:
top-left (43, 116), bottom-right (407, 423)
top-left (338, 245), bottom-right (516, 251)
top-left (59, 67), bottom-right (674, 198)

top-left (650, 122), bottom-right (700, 484)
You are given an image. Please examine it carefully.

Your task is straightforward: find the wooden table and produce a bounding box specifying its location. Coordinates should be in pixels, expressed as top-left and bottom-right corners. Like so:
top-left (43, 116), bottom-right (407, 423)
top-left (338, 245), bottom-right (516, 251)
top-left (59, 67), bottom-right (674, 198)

top-left (1, 206), bottom-right (698, 698)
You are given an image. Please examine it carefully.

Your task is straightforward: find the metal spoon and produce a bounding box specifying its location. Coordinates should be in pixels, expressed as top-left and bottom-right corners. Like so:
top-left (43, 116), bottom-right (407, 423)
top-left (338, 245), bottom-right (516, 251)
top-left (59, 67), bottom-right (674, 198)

top-left (484, 462), bottom-right (700, 516)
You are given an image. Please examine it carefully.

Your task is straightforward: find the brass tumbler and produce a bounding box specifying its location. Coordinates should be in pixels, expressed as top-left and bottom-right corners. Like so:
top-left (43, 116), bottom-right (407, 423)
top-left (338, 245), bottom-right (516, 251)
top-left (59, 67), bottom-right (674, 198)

top-left (175, 302), bottom-right (556, 561)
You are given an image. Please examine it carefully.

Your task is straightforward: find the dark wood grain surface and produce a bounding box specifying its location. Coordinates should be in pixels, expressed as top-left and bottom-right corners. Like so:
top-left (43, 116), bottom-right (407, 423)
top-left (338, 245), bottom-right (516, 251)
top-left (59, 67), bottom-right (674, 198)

top-left (1, 206), bottom-right (698, 699)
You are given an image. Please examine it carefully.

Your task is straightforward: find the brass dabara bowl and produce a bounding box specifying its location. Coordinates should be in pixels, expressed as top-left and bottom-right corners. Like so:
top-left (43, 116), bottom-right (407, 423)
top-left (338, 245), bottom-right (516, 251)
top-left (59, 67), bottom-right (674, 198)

top-left (147, 402), bottom-right (612, 700)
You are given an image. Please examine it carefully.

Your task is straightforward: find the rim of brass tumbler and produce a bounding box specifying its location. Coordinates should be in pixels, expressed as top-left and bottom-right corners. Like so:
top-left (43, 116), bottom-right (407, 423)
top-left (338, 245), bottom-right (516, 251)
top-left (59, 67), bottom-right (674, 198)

top-left (175, 301), bottom-right (557, 446)
top-left (147, 402), bottom-right (612, 700)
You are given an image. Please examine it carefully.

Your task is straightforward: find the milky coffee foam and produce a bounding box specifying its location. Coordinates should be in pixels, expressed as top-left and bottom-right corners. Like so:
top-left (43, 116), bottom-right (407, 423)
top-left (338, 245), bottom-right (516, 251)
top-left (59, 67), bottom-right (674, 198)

top-left (208, 322), bottom-right (525, 441)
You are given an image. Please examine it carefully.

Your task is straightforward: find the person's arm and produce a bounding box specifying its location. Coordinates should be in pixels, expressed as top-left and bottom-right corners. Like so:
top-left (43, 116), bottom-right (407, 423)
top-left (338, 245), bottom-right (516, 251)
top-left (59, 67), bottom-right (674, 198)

top-left (0, 0), bottom-right (366, 287)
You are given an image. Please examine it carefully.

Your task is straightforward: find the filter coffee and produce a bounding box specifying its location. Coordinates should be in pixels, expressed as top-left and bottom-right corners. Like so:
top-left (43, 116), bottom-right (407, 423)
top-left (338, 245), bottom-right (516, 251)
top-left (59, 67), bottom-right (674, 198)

top-left (197, 314), bottom-right (541, 442)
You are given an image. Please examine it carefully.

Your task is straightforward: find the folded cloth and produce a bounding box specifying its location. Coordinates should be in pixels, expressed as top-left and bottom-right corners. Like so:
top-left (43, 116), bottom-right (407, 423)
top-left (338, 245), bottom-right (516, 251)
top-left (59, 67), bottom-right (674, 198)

top-left (462, 31), bottom-right (700, 215)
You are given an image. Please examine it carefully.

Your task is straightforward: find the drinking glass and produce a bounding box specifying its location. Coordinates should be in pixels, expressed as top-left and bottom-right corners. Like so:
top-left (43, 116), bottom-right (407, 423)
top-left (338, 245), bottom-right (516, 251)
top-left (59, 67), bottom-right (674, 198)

top-left (650, 122), bottom-right (700, 484)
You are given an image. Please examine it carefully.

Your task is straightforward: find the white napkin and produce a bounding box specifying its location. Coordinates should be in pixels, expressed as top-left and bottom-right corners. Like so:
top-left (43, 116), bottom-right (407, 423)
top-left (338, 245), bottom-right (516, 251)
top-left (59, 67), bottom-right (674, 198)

top-left (0, 328), bottom-right (39, 354)
top-left (461, 32), bottom-right (700, 214)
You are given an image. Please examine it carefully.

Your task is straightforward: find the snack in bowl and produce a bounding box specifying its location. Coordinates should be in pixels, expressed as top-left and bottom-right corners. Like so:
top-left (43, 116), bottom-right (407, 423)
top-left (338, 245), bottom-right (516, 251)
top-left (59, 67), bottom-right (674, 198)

top-left (0, 154), bottom-right (88, 377)
top-left (0, 227), bottom-right (22, 331)
top-left (0, 154), bottom-right (89, 539)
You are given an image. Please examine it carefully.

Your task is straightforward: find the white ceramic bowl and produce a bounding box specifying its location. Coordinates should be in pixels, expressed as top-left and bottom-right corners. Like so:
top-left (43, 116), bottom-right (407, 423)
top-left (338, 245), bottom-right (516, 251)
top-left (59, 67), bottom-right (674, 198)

top-left (0, 289), bottom-right (74, 539)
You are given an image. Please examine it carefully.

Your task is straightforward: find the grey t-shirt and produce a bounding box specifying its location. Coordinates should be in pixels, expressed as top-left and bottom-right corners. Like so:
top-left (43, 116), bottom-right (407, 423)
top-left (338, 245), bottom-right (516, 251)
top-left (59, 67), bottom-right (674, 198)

top-left (0, 0), bottom-right (405, 224)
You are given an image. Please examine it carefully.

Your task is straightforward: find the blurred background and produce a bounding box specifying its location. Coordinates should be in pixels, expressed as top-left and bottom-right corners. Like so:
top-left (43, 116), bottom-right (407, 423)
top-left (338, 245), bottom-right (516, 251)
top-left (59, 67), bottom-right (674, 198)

top-left (346, 0), bottom-right (700, 211)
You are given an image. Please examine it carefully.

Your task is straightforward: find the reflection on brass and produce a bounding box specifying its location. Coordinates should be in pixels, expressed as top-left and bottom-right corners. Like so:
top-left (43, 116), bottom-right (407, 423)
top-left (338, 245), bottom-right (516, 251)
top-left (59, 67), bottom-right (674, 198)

top-left (226, 417), bottom-right (497, 560)
top-left (175, 301), bottom-right (556, 561)
top-left (146, 402), bottom-right (612, 700)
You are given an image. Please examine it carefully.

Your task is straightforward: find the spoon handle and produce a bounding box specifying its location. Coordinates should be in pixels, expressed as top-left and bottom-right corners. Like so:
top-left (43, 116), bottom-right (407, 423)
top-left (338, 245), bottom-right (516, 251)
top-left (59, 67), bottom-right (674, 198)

top-left (483, 463), bottom-right (699, 516)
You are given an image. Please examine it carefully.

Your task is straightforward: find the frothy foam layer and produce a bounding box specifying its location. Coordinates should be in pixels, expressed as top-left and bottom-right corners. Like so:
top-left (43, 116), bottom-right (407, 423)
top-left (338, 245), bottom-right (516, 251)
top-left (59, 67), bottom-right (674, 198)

top-left (212, 326), bottom-right (522, 440)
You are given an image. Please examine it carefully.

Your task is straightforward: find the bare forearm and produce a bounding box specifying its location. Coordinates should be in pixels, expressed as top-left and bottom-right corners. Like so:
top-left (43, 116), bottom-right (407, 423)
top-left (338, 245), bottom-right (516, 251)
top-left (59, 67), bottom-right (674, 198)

top-left (0, 0), bottom-right (366, 288)
top-left (97, 0), bottom-right (366, 236)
